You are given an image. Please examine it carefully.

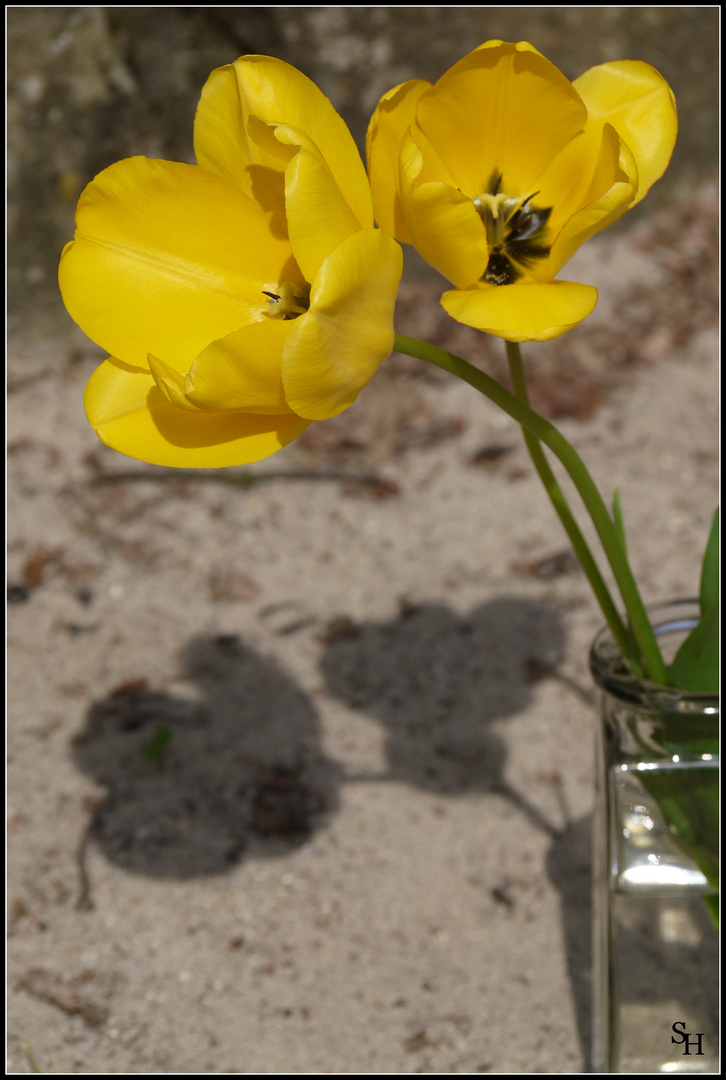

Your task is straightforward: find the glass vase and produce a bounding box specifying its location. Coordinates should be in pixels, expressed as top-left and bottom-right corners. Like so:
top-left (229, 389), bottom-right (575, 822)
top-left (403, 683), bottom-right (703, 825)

top-left (590, 599), bottom-right (719, 1073)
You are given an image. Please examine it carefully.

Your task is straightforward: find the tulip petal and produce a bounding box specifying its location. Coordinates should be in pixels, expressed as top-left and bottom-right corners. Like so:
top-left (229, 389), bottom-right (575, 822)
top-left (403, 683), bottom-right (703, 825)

top-left (148, 354), bottom-right (203, 411)
top-left (85, 357), bottom-right (310, 468)
top-left (246, 116), bottom-right (364, 281)
top-left (399, 133), bottom-right (489, 288)
top-left (416, 41), bottom-right (587, 199)
top-left (366, 78), bottom-right (430, 241)
top-left (59, 157), bottom-right (299, 370)
top-left (194, 56), bottom-right (373, 228)
top-left (277, 134), bottom-right (363, 282)
top-left (549, 127), bottom-right (637, 275)
top-left (574, 60), bottom-right (677, 207)
top-left (184, 320), bottom-right (294, 414)
top-left (441, 280), bottom-right (598, 342)
top-left (531, 118), bottom-right (622, 248)
top-left (282, 230), bottom-right (403, 420)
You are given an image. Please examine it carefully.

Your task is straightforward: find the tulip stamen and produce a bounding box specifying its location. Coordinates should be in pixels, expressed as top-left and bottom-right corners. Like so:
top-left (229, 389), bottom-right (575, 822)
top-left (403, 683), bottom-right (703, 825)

top-left (474, 178), bottom-right (552, 286)
top-left (264, 281), bottom-right (310, 320)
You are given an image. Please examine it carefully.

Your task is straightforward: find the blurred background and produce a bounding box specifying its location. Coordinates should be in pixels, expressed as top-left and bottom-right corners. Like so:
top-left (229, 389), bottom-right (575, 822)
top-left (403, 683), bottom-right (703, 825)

top-left (7, 10), bottom-right (718, 1072)
top-left (7, 6), bottom-right (719, 338)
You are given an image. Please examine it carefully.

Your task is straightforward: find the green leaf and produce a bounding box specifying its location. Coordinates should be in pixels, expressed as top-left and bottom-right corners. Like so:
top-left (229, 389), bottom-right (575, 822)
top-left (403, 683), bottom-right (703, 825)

top-left (612, 489), bottom-right (628, 556)
top-left (642, 764), bottom-right (719, 893)
top-left (611, 488), bottom-right (643, 668)
top-left (141, 725), bottom-right (172, 762)
top-left (669, 604), bottom-right (719, 692)
top-left (699, 508), bottom-right (719, 616)
top-left (703, 894), bottom-right (719, 928)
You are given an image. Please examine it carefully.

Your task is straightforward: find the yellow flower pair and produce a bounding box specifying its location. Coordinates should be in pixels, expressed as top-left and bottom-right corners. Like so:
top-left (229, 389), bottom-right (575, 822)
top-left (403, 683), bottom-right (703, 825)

top-left (59, 43), bottom-right (677, 468)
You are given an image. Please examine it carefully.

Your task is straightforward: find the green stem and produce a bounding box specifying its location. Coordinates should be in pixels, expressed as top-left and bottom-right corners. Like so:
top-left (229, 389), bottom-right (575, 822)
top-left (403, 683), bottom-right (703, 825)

top-left (394, 332), bottom-right (667, 683)
top-left (504, 340), bottom-right (629, 662)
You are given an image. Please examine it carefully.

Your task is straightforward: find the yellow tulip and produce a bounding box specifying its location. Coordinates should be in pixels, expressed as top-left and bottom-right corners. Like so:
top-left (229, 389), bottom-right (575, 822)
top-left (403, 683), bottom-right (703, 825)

top-left (59, 56), bottom-right (402, 467)
top-left (367, 40), bottom-right (676, 343)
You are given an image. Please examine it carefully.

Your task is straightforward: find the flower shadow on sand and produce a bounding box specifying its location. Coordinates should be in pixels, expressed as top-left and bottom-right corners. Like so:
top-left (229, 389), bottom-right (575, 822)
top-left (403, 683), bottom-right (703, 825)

top-left (320, 595), bottom-right (565, 801)
top-left (73, 595), bottom-right (575, 878)
top-left (73, 633), bottom-right (343, 880)
top-left (320, 594), bottom-right (593, 1062)
top-left (72, 594), bottom-right (594, 1061)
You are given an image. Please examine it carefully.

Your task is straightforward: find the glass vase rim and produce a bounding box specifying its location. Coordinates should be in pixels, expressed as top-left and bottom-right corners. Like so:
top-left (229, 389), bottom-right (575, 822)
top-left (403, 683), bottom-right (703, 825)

top-left (589, 597), bottom-right (719, 710)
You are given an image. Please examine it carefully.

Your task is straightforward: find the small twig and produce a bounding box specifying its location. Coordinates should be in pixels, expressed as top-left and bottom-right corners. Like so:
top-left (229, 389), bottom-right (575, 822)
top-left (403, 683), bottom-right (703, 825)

top-left (85, 467), bottom-right (393, 489)
top-left (75, 819), bottom-right (96, 912)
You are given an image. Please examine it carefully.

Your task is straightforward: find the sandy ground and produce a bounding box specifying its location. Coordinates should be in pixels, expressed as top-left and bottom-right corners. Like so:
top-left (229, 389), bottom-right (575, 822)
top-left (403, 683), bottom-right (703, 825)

top-left (7, 191), bottom-right (718, 1073)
